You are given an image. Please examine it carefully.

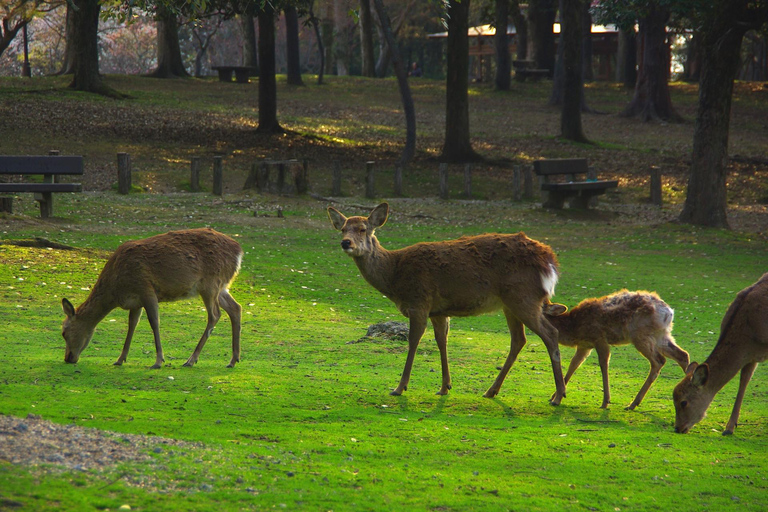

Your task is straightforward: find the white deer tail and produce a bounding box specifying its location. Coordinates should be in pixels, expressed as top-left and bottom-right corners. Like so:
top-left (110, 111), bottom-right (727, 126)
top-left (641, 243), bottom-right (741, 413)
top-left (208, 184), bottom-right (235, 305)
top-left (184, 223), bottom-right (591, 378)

top-left (541, 264), bottom-right (559, 299)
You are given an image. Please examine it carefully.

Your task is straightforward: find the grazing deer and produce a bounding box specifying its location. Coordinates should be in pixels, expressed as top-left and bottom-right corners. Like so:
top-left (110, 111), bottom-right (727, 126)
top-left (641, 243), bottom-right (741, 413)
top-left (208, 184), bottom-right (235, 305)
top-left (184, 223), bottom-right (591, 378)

top-left (543, 290), bottom-right (689, 409)
top-left (327, 202), bottom-right (567, 404)
top-left (673, 273), bottom-right (768, 435)
top-left (61, 228), bottom-right (243, 369)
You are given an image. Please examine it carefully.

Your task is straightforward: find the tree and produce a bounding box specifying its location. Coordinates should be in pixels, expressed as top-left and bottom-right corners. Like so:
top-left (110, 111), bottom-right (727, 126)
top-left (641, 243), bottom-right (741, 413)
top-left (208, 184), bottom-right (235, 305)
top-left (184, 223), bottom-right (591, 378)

top-left (527, 0), bottom-right (557, 75)
top-left (359, 0), bottom-right (376, 77)
top-left (146, 4), bottom-right (190, 78)
top-left (441, 0), bottom-right (480, 162)
top-left (371, 0), bottom-right (415, 163)
top-left (494, 0), bottom-right (510, 90)
top-left (257, 3), bottom-right (282, 133)
top-left (679, 1), bottom-right (768, 228)
top-left (284, 5), bottom-right (304, 85)
top-left (559, 0), bottom-right (588, 142)
top-left (190, 16), bottom-right (224, 77)
top-left (69, 0), bottom-right (118, 95)
top-left (1, 0), bottom-right (59, 60)
top-left (307, 0), bottom-right (325, 84)
top-left (595, 1), bottom-right (682, 122)
top-left (240, 5), bottom-right (258, 73)
top-left (509, 0), bottom-right (527, 60)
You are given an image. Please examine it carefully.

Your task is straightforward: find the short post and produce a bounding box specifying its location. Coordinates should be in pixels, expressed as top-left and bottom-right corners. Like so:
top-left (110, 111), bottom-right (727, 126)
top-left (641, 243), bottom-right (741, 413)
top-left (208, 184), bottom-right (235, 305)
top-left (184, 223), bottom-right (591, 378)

top-left (332, 161), bottom-right (342, 196)
top-left (650, 166), bottom-right (662, 206)
top-left (524, 165), bottom-right (535, 199)
top-left (190, 156), bottom-right (201, 192)
top-left (463, 164), bottom-right (472, 199)
top-left (212, 155), bottom-right (223, 195)
top-left (512, 165), bottom-right (522, 201)
top-left (257, 161), bottom-right (270, 192)
top-left (365, 161), bottom-right (375, 199)
top-left (277, 162), bottom-right (286, 194)
top-left (439, 163), bottom-right (449, 199)
top-left (394, 163), bottom-right (403, 197)
top-left (117, 152), bottom-right (131, 194)
top-left (295, 159), bottom-right (309, 195)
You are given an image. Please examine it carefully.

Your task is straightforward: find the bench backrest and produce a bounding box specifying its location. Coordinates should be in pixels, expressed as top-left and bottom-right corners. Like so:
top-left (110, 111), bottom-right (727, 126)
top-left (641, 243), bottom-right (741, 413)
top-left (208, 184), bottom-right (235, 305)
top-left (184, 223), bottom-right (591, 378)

top-left (533, 158), bottom-right (589, 176)
top-left (0, 156), bottom-right (84, 175)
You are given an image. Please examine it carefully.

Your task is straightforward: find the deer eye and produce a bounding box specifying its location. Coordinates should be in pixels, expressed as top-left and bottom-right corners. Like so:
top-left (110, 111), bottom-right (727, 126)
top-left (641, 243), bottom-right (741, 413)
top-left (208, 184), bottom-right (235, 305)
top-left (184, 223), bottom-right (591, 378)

top-left (680, 401), bottom-right (688, 409)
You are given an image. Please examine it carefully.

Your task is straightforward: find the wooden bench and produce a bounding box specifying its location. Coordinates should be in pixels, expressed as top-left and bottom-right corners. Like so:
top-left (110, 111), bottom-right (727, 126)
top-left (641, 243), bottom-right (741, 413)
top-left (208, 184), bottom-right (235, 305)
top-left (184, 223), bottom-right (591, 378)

top-left (513, 60), bottom-right (549, 82)
top-left (0, 155), bottom-right (83, 218)
top-left (533, 158), bottom-right (617, 209)
top-left (211, 66), bottom-right (255, 84)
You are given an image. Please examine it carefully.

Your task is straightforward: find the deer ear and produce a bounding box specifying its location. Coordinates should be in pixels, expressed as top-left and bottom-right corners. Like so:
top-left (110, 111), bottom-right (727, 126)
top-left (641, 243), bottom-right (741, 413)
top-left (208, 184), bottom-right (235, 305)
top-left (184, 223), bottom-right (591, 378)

top-left (368, 203), bottom-right (389, 229)
top-left (691, 363), bottom-right (709, 387)
top-left (544, 303), bottom-right (568, 316)
top-left (327, 207), bottom-right (347, 231)
top-left (685, 362), bottom-right (698, 375)
top-left (62, 298), bottom-right (76, 318)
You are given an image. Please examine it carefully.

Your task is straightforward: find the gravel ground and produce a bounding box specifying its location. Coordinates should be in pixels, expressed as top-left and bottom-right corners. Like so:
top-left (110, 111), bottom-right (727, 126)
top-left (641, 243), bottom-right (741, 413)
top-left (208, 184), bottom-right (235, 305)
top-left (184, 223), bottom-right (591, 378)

top-left (0, 413), bottom-right (201, 474)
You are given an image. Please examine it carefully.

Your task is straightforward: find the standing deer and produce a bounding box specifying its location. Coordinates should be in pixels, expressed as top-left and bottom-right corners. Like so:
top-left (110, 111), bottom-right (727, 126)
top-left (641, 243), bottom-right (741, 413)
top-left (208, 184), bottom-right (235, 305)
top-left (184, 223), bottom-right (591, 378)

top-left (673, 273), bottom-right (768, 435)
top-left (61, 228), bottom-right (243, 369)
top-left (327, 202), bottom-right (567, 404)
top-left (543, 290), bottom-right (689, 409)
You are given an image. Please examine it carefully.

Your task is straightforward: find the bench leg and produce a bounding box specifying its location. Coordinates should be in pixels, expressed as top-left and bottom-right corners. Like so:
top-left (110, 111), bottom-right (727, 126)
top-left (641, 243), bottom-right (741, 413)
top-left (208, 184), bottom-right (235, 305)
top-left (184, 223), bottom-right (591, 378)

top-left (34, 192), bottom-right (53, 218)
top-left (0, 197), bottom-right (12, 214)
top-left (543, 192), bottom-right (566, 209)
top-left (234, 69), bottom-right (250, 83)
top-left (217, 70), bottom-right (233, 82)
top-left (569, 194), bottom-right (591, 209)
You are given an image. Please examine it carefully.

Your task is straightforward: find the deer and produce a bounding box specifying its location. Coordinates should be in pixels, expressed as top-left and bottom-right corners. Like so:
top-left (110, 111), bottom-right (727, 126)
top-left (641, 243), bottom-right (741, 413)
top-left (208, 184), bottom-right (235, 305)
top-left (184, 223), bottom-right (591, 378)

top-left (542, 290), bottom-right (690, 410)
top-left (61, 228), bottom-right (243, 369)
top-left (673, 273), bottom-right (768, 435)
top-left (327, 202), bottom-right (567, 404)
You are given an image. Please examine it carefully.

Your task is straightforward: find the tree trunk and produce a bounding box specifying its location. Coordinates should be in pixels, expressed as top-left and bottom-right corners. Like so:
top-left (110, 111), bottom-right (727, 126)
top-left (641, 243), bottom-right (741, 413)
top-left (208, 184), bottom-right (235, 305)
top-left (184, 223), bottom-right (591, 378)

top-left (334, 0), bottom-right (348, 75)
top-left (616, 27), bottom-right (637, 87)
top-left (147, 7), bottom-right (190, 78)
top-left (285, 6), bottom-right (305, 85)
top-left (309, 0), bottom-right (325, 84)
top-left (69, 0), bottom-right (117, 96)
top-left (620, 5), bottom-right (682, 122)
top-left (359, 0), bottom-right (376, 77)
top-left (257, 6), bottom-right (283, 133)
top-left (371, 0), bottom-right (415, 163)
top-left (0, 19), bottom-right (25, 60)
top-left (321, 1), bottom-right (335, 75)
top-left (560, 0), bottom-right (588, 143)
top-left (581, 1), bottom-right (593, 82)
top-left (57, 5), bottom-right (76, 75)
top-left (241, 8), bottom-right (259, 74)
top-left (510, 0), bottom-right (528, 60)
top-left (441, 0), bottom-right (480, 162)
top-left (527, 0), bottom-right (557, 75)
top-left (494, 0), bottom-right (511, 90)
top-left (679, 26), bottom-right (748, 228)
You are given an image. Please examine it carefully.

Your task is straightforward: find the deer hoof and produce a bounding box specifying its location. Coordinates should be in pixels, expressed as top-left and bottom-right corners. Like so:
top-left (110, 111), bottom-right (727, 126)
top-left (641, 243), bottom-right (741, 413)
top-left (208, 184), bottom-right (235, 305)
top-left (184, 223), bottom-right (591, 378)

top-left (182, 361), bottom-right (194, 367)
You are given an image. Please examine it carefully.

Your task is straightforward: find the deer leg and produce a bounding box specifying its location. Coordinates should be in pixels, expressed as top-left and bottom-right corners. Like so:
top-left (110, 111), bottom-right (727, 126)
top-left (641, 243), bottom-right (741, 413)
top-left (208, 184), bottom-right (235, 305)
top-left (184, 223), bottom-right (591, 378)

top-left (114, 307), bottom-right (142, 366)
top-left (483, 312), bottom-right (526, 398)
top-left (529, 316), bottom-right (566, 405)
top-left (551, 346), bottom-right (592, 402)
top-left (431, 316), bottom-right (452, 395)
top-left (391, 313), bottom-right (428, 396)
top-left (142, 297), bottom-right (164, 369)
top-left (659, 334), bottom-right (690, 372)
top-left (594, 343), bottom-right (613, 408)
top-left (626, 341), bottom-right (664, 410)
top-left (219, 290), bottom-right (242, 368)
top-left (184, 293), bottom-right (221, 367)
top-left (724, 362), bottom-right (758, 435)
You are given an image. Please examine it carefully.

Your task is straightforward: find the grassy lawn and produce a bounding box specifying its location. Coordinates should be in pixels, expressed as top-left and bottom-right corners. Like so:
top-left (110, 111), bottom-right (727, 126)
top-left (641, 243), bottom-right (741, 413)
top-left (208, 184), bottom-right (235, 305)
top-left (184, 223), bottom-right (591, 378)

top-left (0, 74), bottom-right (767, 510)
top-left (1, 192), bottom-right (766, 511)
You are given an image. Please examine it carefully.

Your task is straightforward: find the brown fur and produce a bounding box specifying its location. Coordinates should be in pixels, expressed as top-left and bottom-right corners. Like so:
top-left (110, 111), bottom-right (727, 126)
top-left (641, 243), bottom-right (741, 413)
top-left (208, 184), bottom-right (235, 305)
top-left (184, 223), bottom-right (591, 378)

top-left (61, 228), bottom-right (243, 369)
top-left (328, 202), bottom-right (567, 403)
top-left (544, 290), bottom-right (689, 409)
top-left (673, 273), bottom-right (768, 435)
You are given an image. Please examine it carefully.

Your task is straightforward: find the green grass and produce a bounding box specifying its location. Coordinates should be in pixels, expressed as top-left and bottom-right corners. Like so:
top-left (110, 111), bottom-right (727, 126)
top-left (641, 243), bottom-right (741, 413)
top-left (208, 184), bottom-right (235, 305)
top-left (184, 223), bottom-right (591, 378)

top-left (1, 193), bottom-right (767, 511)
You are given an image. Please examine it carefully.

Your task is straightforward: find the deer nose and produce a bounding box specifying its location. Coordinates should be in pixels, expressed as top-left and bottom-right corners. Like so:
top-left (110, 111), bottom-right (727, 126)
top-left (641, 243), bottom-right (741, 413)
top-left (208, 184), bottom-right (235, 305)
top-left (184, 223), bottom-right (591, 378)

top-left (341, 240), bottom-right (351, 250)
